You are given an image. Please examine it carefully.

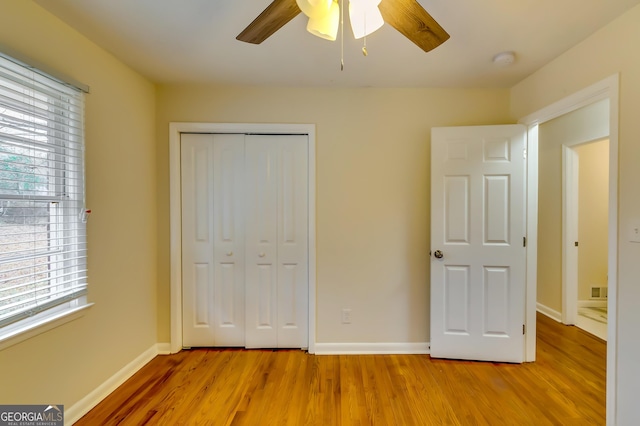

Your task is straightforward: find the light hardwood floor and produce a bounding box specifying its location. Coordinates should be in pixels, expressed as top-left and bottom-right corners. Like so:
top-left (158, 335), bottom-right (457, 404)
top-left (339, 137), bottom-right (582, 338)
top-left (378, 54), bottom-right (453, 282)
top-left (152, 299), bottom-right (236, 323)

top-left (76, 313), bottom-right (606, 425)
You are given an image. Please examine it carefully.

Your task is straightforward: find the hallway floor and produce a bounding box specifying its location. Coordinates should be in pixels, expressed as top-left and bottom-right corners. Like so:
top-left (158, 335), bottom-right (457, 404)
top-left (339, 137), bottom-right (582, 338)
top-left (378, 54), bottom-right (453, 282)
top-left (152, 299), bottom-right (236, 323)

top-left (577, 306), bottom-right (607, 340)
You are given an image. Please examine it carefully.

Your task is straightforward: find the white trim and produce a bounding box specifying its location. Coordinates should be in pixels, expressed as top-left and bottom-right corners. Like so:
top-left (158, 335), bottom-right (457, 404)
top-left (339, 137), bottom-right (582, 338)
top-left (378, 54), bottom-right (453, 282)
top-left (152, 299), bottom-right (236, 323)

top-left (156, 343), bottom-right (172, 355)
top-left (578, 300), bottom-right (608, 308)
top-left (536, 303), bottom-right (562, 322)
top-left (66, 344), bottom-right (161, 425)
top-left (519, 73), bottom-right (619, 426)
top-left (314, 342), bottom-right (430, 355)
top-left (525, 125), bottom-right (539, 362)
top-left (169, 122), bottom-right (317, 354)
top-left (519, 77), bottom-right (613, 125)
top-left (562, 146), bottom-right (579, 325)
top-left (576, 315), bottom-right (608, 342)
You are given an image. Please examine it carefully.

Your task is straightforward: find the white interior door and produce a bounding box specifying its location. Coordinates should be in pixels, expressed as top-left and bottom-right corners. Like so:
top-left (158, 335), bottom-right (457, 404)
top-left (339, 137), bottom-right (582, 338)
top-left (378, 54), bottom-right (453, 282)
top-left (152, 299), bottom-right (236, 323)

top-left (181, 133), bottom-right (308, 349)
top-left (245, 135), bottom-right (308, 348)
top-left (430, 125), bottom-right (526, 363)
top-left (181, 133), bottom-right (245, 347)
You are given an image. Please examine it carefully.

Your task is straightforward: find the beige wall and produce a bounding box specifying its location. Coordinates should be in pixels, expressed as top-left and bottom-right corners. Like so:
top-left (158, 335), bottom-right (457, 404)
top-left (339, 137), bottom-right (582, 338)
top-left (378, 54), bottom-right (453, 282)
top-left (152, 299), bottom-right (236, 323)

top-left (4, 0), bottom-right (637, 421)
top-left (0, 0), bottom-right (157, 410)
top-left (576, 140), bottom-right (609, 300)
top-left (511, 4), bottom-right (640, 423)
top-left (156, 86), bottom-right (512, 344)
top-left (536, 99), bottom-right (609, 312)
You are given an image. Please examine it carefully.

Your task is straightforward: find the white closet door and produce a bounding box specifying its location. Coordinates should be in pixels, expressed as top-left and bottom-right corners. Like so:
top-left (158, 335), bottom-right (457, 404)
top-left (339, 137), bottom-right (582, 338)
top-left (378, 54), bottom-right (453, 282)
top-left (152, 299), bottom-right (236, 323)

top-left (245, 135), bottom-right (308, 348)
top-left (181, 134), bottom-right (245, 347)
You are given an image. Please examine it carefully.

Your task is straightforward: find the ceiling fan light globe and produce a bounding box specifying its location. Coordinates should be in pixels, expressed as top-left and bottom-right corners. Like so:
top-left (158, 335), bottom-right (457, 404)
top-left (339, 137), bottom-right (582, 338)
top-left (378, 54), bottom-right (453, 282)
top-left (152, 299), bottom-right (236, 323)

top-left (306, 1), bottom-right (339, 41)
top-left (349, 2), bottom-right (384, 39)
top-left (296, 0), bottom-right (333, 19)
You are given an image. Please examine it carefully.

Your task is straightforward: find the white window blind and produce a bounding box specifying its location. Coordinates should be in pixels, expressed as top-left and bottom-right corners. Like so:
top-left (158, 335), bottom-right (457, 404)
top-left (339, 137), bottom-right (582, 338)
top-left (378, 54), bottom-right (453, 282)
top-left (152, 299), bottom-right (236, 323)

top-left (0, 54), bottom-right (87, 329)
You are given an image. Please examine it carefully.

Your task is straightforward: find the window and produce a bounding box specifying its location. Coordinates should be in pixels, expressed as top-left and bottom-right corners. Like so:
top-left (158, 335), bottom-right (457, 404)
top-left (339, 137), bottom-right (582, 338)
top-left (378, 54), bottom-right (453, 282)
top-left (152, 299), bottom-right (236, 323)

top-left (0, 54), bottom-right (87, 336)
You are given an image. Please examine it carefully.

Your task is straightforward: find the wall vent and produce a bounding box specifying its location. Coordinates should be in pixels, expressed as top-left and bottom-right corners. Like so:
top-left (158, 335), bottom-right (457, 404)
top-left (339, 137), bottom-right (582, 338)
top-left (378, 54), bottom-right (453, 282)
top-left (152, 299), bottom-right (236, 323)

top-left (590, 286), bottom-right (608, 299)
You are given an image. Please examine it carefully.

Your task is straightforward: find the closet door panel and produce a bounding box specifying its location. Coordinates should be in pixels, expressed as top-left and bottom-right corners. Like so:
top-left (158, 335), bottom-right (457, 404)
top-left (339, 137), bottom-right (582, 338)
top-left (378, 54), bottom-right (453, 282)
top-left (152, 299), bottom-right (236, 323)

top-left (181, 134), bottom-right (216, 347)
top-left (181, 134), bottom-right (245, 347)
top-left (276, 137), bottom-right (309, 348)
top-left (183, 133), bottom-right (309, 349)
top-left (245, 137), bottom-right (279, 348)
top-left (212, 135), bottom-right (246, 346)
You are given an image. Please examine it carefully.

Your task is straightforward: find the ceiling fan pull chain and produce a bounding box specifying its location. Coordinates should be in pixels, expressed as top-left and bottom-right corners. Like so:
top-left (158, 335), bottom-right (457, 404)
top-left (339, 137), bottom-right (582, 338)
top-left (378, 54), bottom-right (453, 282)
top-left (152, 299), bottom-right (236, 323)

top-left (340, 0), bottom-right (344, 70)
top-left (362, 7), bottom-right (368, 56)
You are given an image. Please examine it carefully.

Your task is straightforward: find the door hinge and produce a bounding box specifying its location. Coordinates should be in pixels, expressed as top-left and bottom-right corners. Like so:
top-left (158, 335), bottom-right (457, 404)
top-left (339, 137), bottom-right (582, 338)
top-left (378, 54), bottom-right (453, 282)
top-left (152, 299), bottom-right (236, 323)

top-left (523, 149), bottom-right (527, 160)
top-left (575, 241), bottom-right (579, 247)
top-left (523, 237), bottom-right (526, 247)
top-left (523, 324), bottom-right (526, 335)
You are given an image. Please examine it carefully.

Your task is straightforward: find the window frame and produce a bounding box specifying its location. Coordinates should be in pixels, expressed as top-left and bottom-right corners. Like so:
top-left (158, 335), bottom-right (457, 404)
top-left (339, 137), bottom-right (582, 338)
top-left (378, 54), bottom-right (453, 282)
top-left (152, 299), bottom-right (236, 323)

top-left (0, 53), bottom-right (91, 349)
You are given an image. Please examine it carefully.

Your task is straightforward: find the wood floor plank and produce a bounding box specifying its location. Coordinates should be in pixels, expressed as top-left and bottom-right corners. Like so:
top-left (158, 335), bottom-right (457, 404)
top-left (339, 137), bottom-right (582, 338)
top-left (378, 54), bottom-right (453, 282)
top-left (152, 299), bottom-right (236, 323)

top-left (76, 314), bottom-right (606, 425)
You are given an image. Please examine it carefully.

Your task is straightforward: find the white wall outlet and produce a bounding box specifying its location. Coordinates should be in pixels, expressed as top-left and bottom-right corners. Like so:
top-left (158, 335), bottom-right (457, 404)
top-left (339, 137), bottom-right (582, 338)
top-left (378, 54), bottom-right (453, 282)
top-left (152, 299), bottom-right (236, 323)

top-left (629, 221), bottom-right (640, 243)
top-left (341, 308), bottom-right (352, 324)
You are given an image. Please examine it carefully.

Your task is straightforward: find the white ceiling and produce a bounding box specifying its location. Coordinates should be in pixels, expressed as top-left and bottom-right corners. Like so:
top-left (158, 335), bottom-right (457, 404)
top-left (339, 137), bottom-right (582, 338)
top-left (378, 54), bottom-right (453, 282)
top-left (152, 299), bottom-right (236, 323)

top-left (34, 0), bottom-right (640, 88)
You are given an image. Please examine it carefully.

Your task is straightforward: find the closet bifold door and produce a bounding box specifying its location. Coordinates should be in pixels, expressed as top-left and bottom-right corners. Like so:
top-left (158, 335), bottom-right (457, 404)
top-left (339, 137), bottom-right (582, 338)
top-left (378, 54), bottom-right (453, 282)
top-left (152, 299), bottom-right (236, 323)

top-left (244, 135), bottom-right (309, 349)
top-left (181, 133), bottom-right (246, 348)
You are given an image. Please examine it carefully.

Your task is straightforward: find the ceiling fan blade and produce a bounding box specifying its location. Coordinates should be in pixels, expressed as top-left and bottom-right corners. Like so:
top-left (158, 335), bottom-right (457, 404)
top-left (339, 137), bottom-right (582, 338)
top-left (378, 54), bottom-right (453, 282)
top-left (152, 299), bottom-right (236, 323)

top-left (379, 0), bottom-right (450, 52)
top-left (237, 0), bottom-right (302, 44)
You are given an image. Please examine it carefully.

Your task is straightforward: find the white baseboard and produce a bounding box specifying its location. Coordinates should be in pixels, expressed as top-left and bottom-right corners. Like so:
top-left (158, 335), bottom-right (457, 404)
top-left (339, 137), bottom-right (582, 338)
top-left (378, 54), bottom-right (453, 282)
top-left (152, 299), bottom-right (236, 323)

top-left (66, 343), bottom-right (164, 425)
top-left (578, 300), bottom-right (608, 308)
top-left (156, 342), bottom-right (172, 355)
top-left (537, 303), bottom-right (562, 322)
top-left (314, 342), bottom-right (429, 355)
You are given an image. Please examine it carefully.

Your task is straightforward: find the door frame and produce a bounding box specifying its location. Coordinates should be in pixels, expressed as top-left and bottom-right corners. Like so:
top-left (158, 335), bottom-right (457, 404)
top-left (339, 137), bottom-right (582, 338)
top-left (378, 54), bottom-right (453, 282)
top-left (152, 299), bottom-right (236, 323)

top-left (168, 122), bottom-right (317, 354)
top-left (519, 74), bottom-right (618, 425)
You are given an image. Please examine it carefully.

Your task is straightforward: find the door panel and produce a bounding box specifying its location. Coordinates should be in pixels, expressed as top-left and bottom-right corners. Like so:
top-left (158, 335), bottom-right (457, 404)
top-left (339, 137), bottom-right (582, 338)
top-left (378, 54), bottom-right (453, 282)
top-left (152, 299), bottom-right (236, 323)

top-left (193, 263), bottom-right (211, 326)
top-left (181, 137), bottom-right (215, 346)
top-left (245, 138), bottom-right (279, 347)
top-left (276, 138), bottom-right (308, 348)
top-left (182, 134), bottom-right (245, 347)
top-left (211, 136), bottom-right (246, 346)
top-left (182, 133), bottom-right (308, 349)
top-left (444, 265), bottom-right (470, 333)
top-left (431, 125), bottom-right (526, 363)
top-left (257, 264), bottom-right (276, 327)
top-left (444, 176), bottom-right (470, 243)
top-left (484, 175), bottom-right (510, 244)
top-left (245, 135), bottom-right (308, 348)
top-left (483, 266), bottom-right (510, 335)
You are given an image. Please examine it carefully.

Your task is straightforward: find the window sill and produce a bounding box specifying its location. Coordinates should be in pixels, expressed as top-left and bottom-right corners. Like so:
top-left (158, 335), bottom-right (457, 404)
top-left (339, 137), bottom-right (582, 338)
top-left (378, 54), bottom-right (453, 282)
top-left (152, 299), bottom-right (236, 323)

top-left (0, 302), bottom-right (94, 352)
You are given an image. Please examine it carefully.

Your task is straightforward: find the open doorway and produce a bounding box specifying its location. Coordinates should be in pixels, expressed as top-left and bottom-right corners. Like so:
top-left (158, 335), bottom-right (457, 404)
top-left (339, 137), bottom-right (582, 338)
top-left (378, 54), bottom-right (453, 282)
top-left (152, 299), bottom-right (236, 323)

top-left (520, 74), bottom-right (618, 425)
top-left (534, 98), bottom-right (610, 333)
top-left (564, 139), bottom-right (610, 340)
top-left (573, 140), bottom-right (609, 340)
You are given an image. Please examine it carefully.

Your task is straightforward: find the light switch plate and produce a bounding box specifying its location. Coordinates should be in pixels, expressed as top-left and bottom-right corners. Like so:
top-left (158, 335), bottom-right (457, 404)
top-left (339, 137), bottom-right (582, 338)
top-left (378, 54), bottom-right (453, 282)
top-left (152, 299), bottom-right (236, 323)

top-left (629, 221), bottom-right (640, 243)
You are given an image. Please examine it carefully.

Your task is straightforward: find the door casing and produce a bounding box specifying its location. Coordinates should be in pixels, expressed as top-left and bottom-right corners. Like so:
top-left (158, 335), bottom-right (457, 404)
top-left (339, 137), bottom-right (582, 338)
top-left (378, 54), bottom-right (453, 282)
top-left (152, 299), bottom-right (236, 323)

top-left (169, 123), bottom-right (317, 354)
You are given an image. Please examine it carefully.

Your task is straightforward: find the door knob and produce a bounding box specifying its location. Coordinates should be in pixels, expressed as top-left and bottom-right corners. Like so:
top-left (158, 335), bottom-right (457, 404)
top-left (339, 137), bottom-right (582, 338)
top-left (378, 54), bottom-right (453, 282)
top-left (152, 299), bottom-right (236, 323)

top-left (434, 250), bottom-right (444, 259)
top-left (226, 251), bottom-right (233, 256)
top-left (259, 252), bottom-right (266, 258)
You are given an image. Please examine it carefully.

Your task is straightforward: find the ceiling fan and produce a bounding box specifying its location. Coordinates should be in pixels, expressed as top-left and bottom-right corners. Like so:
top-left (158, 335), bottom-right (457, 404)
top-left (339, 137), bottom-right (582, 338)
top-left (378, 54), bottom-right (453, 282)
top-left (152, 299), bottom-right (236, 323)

top-left (236, 0), bottom-right (450, 53)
